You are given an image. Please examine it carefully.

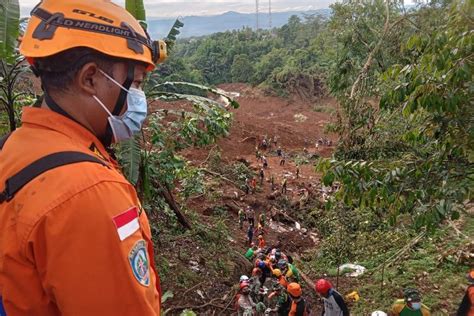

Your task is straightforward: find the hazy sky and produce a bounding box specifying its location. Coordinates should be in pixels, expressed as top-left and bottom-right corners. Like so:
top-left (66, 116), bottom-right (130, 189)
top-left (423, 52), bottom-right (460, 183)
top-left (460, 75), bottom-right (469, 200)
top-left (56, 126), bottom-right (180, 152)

top-left (19, 0), bottom-right (336, 18)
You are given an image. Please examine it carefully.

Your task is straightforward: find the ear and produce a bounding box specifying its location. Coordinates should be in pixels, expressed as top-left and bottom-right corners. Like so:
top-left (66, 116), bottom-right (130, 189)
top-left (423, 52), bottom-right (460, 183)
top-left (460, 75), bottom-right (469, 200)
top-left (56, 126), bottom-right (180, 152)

top-left (76, 62), bottom-right (101, 95)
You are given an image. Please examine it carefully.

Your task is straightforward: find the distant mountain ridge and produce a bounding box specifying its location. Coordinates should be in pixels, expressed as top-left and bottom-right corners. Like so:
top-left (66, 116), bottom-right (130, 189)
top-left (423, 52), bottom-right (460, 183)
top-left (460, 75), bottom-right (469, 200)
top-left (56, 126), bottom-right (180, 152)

top-left (148, 9), bottom-right (331, 39)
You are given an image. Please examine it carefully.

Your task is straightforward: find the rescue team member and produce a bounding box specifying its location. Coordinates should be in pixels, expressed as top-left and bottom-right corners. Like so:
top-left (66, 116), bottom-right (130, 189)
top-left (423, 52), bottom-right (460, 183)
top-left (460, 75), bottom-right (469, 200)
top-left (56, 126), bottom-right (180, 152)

top-left (389, 288), bottom-right (431, 316)
top-left (0, 0), bottom-right (167, 315)
top-left (315, 279), bottom-right (350, 316)
top-left (287, 283), bottom-right (309, 316)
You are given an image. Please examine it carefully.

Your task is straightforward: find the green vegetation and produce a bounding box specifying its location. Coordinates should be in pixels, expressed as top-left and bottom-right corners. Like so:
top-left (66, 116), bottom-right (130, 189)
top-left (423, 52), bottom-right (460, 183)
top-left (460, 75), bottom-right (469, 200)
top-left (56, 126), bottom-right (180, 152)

top-left (155, 14), bottom-right (333, 98)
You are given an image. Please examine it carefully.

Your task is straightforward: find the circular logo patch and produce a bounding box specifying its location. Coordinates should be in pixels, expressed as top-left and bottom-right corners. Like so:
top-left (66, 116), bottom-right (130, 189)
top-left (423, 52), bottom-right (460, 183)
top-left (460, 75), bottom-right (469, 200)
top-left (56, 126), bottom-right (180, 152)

top-left (128, 240), bottom-right (150, 287)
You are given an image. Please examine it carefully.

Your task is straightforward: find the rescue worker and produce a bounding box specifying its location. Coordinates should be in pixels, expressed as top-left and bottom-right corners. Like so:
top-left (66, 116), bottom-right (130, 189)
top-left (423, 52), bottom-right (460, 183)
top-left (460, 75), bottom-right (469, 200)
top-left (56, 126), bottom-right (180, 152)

top-left (244, 244), bottom-right (258, 261)
top-left (286, 263), bottom-right (301, 283)
top-left (457, 270), bottom-right (474, 316)
top-left (273, 135), bottom-right (278, 147)
top-left (238, 282), bottom-right (256, 316)
top-left (245, 177), bottom-right (251, 194)
top-left (258, 212), bottom-right (266, 228)
top-left (288, 283), bottom-right (309, 316)
top-left (239, 208), bottom-right (246, 229)
top-left (247, 224), bottom-right (254, 247)
top-left (272, 248), bottom-right (288, 262)
top-left (255, 223), bottom-right (265, 237)
top-left (259, 168), bottom-right (265, 185)
top-left (277, 258), bottom-right (300, 283)
top-left (281, 177), bottom-right (288, 194)
top-left (256, 147), bottom-right (262, 162)
top-left (257, 235), bottom-right (266, 249)
top-left (250, 268), bottom-right (263, 302)
top-left (261, 257), bottom-right (274, 285)
top-left (267, 283), bottom-right (292, 316)
top-left (273, 269), bottom-right (289, 288)
top-left (280, 155), bottom-right (286, 166)
top-left (263, 156), bottom-right (269, 169)
top-left (277, 146), bottom-right (282, 157)
top-left (251, 177), bottom-right (257, 193)
top-left (389, 288), bottom-right (431, 316)
top-left (240, 275), bottom-right (250, 284)
top-left (315, 279), bottom-right (349, 316)
top-left (247, 207), bottom-right (255, 226)
top-left (296, 166), bottom-right (300, 179)
top-left (253, 260), bottom-right (266, 286)
top-left (0, 1), bottom-right (165, 314)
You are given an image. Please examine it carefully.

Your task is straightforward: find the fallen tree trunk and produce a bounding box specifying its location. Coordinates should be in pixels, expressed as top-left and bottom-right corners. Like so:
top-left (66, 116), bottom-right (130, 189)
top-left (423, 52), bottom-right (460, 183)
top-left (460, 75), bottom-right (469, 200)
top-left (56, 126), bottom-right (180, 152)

top-left (159, 184), bottom-right (192, 230)
top-left (272, 207), bottom-right (298, 225)
top-left (201, 168), bottom-right (244, 192)
top-left (370, 231), bottom-right (426, 274)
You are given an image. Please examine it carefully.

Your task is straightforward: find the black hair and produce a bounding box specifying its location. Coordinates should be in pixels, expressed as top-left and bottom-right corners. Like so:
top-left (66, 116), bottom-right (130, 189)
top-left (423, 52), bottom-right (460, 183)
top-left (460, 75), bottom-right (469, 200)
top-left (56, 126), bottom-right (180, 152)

top-left (34, 47), bottom-right (127, 92)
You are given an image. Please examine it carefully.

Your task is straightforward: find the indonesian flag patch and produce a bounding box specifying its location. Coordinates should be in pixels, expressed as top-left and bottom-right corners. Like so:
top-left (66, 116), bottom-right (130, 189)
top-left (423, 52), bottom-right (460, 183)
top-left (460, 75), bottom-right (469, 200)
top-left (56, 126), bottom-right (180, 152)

top-left (112, 207), bottom-right (140, 241)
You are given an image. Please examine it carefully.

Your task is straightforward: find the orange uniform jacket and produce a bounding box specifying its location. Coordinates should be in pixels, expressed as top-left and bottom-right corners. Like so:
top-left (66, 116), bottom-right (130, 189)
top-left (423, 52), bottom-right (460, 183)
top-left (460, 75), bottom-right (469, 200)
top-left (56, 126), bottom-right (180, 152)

top-left (468, 286), bottom-right (474, 316)
top-left (289, 299), bottom-right (308, 316)
top-left (0, 108), bottom-right (161, 315)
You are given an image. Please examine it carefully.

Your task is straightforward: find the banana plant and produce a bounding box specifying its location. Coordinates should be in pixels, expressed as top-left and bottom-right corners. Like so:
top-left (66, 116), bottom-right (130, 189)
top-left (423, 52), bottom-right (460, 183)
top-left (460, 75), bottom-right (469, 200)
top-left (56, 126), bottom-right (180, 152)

top-left (0, 0), bottom-right (19, 63)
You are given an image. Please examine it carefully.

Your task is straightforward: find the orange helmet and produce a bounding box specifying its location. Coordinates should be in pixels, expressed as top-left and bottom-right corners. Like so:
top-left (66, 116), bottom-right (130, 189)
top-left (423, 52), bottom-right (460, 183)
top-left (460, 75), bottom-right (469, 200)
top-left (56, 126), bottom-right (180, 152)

top-left (20, 0), bottom-right (166, 71)
top-left (273, 269), bottom-right (282, 277)
top-left (287, 282), bottom-right (302, 298)
top-left (468, 269), bottom-right (474, 283)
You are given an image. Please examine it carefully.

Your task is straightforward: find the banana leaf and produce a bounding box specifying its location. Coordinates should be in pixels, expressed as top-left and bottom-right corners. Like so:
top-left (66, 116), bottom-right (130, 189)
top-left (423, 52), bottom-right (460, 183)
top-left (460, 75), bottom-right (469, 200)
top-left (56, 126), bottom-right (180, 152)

top-left (0, 0), bottom-right (20, 63)
top-left (125, 0), bottom-right (146, 21)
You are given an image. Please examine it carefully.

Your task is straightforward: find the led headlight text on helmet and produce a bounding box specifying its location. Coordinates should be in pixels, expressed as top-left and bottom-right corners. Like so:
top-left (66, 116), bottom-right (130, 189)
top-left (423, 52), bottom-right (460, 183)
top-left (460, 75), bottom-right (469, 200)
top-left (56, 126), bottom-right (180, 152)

top-left (30, 7), bottom-right (165, 64)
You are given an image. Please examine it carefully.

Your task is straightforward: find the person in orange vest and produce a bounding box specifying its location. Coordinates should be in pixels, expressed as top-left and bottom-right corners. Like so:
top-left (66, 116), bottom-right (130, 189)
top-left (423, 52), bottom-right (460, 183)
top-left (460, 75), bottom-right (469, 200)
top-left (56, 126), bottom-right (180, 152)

top-left (257, 234), bottom-right (266, 249)
top-left (251, 177), bottom-right (257, 193)
top-left (272, 269), bottom-right (289, 288)
top-left (288, 283), bottom-right (309, 316)
top-left (0, 1), bottom-right (165, 314)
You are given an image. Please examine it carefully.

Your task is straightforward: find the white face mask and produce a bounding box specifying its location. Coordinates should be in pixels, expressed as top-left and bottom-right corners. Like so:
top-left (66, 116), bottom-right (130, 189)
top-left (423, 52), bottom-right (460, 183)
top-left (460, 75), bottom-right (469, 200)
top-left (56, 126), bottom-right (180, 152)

top-left (410, 302), bottom-right (421, 310)
top-left (93, 69), bottom-right (148, 143)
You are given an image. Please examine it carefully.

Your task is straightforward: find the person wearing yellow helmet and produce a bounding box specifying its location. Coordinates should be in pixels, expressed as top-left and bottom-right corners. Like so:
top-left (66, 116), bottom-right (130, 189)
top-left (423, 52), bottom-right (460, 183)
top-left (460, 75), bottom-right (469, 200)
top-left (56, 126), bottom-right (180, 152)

top-left (275, 268), bottom-right (290, 288)
top-left (0, 1), bottom-right (166, 315)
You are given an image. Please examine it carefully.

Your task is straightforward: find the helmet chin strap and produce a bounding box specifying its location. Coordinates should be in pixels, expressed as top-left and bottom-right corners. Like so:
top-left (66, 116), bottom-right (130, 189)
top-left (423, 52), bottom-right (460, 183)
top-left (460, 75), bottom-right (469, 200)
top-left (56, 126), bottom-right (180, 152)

top-left (101, 63), bottom-right (135, 147)
top-left (44, 89), bottom-right (80, 125)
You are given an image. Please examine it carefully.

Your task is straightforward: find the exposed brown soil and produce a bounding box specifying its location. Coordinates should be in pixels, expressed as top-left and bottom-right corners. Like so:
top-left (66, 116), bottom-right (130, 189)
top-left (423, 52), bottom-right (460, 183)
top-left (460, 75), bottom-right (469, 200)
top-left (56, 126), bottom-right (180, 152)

top-left (159, 84), bottom-right (342, 314)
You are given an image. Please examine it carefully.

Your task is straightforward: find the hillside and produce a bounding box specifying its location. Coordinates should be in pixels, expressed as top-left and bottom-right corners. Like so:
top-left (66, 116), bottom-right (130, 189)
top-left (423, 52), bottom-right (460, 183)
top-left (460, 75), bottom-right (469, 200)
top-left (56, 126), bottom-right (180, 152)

top-left (147, 9), bottom-right (330, 38)
top-left (154, 84), bottom-right (338, 314)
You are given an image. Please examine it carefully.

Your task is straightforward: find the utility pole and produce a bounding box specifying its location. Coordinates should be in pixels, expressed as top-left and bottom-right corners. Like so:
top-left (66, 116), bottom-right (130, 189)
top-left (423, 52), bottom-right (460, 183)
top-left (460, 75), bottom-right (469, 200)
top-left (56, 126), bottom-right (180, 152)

top-left (268, 0), bottom-right (272, 28)
top-left (255, 0), bottom-right (259, 30)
